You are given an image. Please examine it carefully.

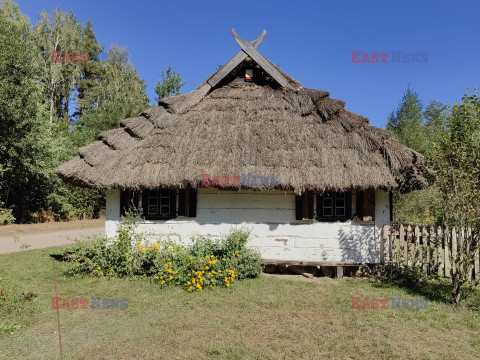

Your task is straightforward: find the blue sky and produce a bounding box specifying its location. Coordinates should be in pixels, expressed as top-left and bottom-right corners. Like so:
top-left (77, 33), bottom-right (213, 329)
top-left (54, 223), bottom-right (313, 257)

top-left (18, 0), bottom-right (480, 128)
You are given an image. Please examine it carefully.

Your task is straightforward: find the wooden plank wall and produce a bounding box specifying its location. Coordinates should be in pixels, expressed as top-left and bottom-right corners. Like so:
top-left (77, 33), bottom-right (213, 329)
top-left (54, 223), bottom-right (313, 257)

top-left (381, 224), bottom-right (480, 280)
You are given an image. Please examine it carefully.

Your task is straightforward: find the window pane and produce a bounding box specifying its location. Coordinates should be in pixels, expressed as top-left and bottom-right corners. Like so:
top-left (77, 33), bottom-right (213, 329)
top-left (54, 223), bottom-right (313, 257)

top-left (160, 189), bottom-right (170, 197)
top-left (148, 205), bottom-right (158, 215)
top-left (324, 208), bottom-right (333, 216)
top-left (160, 206), bottom-right (170, 215)
top-left (160, 197), bottom-right (170, 206)
top-left (323, 198), bottom-right (332, 207)
top-left (336, 207), bottom-right (345, 216)
top-left (335, 198), bottom-right (345, 207)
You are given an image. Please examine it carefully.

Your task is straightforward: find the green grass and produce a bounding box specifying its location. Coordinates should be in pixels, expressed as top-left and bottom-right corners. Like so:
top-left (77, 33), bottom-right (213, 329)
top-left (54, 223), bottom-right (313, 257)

top-left (1, 245), bottom-right (479, 360)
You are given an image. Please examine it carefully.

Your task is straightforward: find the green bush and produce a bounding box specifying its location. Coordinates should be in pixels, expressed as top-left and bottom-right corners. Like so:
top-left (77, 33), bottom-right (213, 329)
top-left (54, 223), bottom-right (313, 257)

top-left (61, 216), bottom-right (262, 291)
top-left (0, 202), bottom-right (15, 225)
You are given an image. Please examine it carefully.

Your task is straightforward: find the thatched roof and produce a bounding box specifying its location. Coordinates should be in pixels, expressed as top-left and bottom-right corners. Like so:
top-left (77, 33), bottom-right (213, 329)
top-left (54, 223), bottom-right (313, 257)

top-left (57, 31), bottom-right (433, 194)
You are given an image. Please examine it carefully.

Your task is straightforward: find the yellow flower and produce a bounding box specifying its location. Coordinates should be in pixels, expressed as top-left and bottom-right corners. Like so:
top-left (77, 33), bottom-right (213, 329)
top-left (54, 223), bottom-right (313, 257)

top-left (137, 244), bottom-right (141, 247)
top-left (192, 278), bottom-right (196, 283)
top-left (98, 267), bottom-right (102, 270)
top-left (226, 283), bottom-right (230, 287)
top-left (210, 285), bottom-right (215, 289)
top-left (205, 266), bottom-right (209, 270)
top-left (222, 258), bottom-right (226, 261)
top-left (154, 275), bottom-right (159, 279)
top-left (188, 273), bottom-right (191, 276)
top-left (169, 276), bottom-right (173, 280)
top-left (187, 282), bottom-right (191, 285)
top-left (141, 249), bottom-right (145, 254)
top-left (161, 280), bottom-right (165, 285)
top-left (210, 255), bottom-right (214, 258)
top-left (92, 249), bottom-right (96, 251)
top-left (189, 257), bottom-right (192, 260)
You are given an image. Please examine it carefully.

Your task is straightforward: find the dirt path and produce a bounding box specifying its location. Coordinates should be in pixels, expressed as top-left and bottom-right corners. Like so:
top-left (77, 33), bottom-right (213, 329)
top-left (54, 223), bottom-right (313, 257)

top-left (0, 220), bottom-right (104, 254)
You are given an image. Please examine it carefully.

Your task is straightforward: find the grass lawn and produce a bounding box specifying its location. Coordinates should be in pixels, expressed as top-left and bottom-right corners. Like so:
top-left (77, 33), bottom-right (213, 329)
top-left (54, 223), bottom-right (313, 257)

top-left (1, 245), bottom-right (479, 360)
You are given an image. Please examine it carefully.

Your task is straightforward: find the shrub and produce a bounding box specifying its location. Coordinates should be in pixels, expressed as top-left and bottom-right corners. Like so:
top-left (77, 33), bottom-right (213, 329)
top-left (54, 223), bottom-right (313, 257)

top-left (61, 217), bottom-right (262, 291)
top-left (0, 202), bottom-right (15, 225)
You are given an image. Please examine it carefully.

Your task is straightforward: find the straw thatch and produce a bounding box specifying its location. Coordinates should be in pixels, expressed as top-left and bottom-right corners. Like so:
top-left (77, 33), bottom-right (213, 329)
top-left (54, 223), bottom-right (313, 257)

top-left (57, 57), bottom-right (434, 194)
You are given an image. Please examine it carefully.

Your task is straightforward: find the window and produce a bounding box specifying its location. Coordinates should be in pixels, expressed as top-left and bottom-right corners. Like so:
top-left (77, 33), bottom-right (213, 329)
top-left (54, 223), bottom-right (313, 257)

top-left (120, 187), bottom-right (197, 220)
top-left (142, 189), bottom-right (176, 220)
top-left (316, 191), bottom-right (352, 221)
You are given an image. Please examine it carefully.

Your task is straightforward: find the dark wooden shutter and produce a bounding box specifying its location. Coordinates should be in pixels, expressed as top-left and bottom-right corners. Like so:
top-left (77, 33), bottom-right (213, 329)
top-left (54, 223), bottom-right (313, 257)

top-left (295, 195), bottom-right (303, 220)
top-left (120, 190), bottom-right (128, 216)
top-left (178, 187), bottom-right (197, 217)
top-left (169, 189), bottom-right (177, 218)
top-left (295, 192), bottom-right (313, 220)
top-left (188, 187), bottom-right (197, 217)
top-left (306, 191), bottom-right (314, 219)
top-left (178, 189), bottom-right (186, 216)
top-left (356, 189), bottom-right (375, 221)
top-left (345, 191), bottom-right (352, 219)
top-left (141, 190), bottom-right (148, 218)
top-left (120, 190), bottom-right (139, 216)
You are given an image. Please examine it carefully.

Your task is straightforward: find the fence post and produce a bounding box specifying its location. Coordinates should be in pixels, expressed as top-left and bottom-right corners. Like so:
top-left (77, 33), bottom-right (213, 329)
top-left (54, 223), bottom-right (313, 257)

top-left (406, 225), bottom-right (413, 266)
top-left (422, 225), bottom-right (428, 273)
top-left (414, 225), bottom-right (421, 268)
top-left (391, 225), bottom-right (397, 266)
top-left (437, 226), bottom-right (444, 277)
top-left (475, 242), bottom-right (479, 281)
top-left (465, 228), bottom-right (474, 280)
top-left (428, 225), bottom-right (436, 275)
top-left (399, 224), bottom-right (405, 265)
top-left (444, 226), bottom-right (451, 278)
top-left (451, 227), bottom-right (457, 275)
top-left (381, 225), bottom-right (390, 264)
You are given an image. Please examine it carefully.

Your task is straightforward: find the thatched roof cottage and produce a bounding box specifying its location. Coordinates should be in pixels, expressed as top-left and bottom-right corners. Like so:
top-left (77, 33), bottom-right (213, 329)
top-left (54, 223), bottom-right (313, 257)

top-left (57, 30), bottom-right (433, 266)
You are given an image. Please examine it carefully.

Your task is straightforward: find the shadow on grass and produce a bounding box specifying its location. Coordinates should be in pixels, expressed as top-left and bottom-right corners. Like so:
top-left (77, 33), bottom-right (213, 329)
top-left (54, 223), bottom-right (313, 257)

top-left (372, 266), bottom-right (480, 309)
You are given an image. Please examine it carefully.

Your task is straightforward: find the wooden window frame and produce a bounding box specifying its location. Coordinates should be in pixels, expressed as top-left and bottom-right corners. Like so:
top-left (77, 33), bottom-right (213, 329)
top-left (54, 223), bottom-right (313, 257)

top-left (142, 189), bottom-right (177, 220)
top-left (316, 191), bottom-right (352, 222)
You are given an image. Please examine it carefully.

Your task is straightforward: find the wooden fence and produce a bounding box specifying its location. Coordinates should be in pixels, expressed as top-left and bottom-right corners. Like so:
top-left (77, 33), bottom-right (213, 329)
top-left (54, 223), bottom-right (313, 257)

top-left (381, 223), bottom-right (480, 280)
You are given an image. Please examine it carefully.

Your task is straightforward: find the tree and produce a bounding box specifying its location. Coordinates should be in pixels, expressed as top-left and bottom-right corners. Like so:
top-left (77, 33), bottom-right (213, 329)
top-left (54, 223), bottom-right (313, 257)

top-left (33, 8), bottom-right (85, 125)
top-left (434, 91), bottom-right (480, 303)
top-left (387, 87), bottom-right (445, 224)
top-left (0, 0), bottom-right (56, 221)
top-left (154, 66), bottom-right (185, 102)
top-left (73, 44), bottom-right (149, 142)
top-left (386, 86), bottom-right (426, 154)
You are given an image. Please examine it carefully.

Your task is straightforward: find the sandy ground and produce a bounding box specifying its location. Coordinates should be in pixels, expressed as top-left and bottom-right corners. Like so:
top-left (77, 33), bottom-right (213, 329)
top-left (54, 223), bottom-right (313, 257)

top-left (0, 219), bottom-right (104, 254)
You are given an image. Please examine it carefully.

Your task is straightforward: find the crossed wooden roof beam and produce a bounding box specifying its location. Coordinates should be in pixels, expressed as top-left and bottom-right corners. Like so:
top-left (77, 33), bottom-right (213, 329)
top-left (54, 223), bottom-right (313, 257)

top-left (207, 29), bottom-right (289, 88)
